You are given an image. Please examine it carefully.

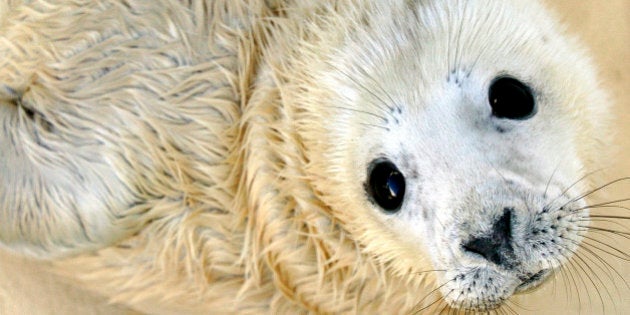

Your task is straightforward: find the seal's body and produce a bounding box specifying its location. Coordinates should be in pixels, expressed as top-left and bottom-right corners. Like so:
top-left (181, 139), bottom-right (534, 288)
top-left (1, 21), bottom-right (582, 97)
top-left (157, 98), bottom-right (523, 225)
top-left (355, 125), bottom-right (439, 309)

top-left (0, 0), bottom-right (612, 313)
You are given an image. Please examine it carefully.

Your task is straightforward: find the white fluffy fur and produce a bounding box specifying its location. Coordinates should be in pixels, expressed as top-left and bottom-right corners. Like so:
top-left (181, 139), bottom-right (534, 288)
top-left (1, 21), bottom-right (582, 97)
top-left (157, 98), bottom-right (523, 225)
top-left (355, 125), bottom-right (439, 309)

top-left (0, 0), bottom-right (611, 313)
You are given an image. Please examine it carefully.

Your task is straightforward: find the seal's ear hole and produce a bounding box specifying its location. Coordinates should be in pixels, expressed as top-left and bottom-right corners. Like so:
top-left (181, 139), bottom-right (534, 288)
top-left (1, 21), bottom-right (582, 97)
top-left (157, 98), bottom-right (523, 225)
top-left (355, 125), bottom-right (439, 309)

top-left (488, 77), bottom-right (536, 120)
top-left (366, 159), bottom-right (405, 213)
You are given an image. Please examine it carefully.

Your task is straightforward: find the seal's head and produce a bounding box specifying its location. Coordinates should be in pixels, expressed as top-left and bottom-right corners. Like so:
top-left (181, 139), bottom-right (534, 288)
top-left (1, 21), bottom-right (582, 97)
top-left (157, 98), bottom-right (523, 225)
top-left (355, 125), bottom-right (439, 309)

top-left (286, 0), bottom-right (610, 310)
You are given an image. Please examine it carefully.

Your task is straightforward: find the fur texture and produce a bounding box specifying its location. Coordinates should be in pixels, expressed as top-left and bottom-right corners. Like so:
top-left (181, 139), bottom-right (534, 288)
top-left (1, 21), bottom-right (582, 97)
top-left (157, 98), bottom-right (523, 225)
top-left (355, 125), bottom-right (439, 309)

top-left (0, 0), bottom-right (613, 313)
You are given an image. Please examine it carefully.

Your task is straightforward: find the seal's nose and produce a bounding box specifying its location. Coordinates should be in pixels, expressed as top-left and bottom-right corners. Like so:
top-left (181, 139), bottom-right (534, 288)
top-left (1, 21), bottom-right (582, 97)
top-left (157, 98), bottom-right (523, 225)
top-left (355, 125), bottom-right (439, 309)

top-left (462, 208), bottom-right (516, 268)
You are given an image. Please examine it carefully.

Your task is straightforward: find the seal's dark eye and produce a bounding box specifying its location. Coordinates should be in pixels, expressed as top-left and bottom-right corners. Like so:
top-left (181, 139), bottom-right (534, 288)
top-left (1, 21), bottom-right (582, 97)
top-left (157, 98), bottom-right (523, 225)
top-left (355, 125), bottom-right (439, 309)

top-left (489, 77), bottom-right (536, 120)
top-left (367, 160), bottom-right (405, 213)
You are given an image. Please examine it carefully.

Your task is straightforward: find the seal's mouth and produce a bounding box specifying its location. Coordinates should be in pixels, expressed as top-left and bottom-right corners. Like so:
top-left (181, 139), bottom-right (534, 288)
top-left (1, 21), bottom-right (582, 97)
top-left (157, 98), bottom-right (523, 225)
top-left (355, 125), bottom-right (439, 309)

top-left (515, 269), bottom-right (550, 293)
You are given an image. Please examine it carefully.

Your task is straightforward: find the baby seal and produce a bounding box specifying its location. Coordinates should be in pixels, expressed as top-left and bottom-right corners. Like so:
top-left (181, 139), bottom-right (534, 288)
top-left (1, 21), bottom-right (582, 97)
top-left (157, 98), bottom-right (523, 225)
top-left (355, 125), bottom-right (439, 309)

top-left (0, 0), bottom-right (621, 313)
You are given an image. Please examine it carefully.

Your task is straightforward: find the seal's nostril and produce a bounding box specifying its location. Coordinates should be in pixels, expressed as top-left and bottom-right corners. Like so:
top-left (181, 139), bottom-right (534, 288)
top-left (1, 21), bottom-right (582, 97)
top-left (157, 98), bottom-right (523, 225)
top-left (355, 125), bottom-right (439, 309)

top-left (462, 242), bottom-right (487, 258)
top-left (462, 208), bottom-right (515, 268)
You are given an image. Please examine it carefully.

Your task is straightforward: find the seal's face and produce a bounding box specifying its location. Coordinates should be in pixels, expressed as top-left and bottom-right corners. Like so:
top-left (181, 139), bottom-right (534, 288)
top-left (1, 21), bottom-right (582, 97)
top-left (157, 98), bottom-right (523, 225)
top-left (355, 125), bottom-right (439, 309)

top-left (0, 0), bottom-right (613, 312)
top-left (299, 0), bottom-right (609, 311)
top-left (356, 61), bottom-right (589, 309)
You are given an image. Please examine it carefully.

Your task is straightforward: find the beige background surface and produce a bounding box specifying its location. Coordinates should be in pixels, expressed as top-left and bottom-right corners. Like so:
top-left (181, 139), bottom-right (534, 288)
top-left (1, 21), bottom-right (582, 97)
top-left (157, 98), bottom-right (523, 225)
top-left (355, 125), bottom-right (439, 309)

top-left (0, 1), bottom-right (627, 314)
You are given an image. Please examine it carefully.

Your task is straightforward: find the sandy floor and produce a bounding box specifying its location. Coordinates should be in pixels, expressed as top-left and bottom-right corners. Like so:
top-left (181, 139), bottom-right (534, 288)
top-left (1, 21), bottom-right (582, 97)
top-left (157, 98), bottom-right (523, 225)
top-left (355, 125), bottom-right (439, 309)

top-left (0, 1), bottom-right (627, 314)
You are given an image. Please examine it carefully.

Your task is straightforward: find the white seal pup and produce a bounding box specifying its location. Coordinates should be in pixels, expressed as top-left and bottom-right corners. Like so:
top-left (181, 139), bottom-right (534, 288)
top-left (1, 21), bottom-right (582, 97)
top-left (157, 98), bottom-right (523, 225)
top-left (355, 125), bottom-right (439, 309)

top-left (0, 0), bottom-right (622, 313)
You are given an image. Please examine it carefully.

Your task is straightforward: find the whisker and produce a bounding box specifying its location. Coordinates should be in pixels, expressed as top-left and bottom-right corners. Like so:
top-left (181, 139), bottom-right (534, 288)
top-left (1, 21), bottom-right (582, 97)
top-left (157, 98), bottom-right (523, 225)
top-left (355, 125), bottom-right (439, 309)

top-left (563, 232), bottom-right (630, 260)
top-left (580, 239), bottom-right (630, 261)
top-left (415, 269), bottom-right (448, 276)
top-left (413, 278), bottom-right (455, 314)
top-left (545, 256), bottom-right (560, 296)
top-left (505, 297), bottom-right (531, 313)
top-left (571, 251), bottom-right (610, 314)
top-left (550, 256), bottom-right (572, 306)
top-left (350, 61), bottom-right (400, 111)
top-left (567, 258), bottom-right (593, 312)
top-left (462, 0), bottom-right (496, 77)
top-left (331, 106), bottom-right (389, 121)
top-left (502, 300), bottom-right (520, 315)
top-left (587, 226), bottom-right (630, 239)
top-left (589, 215), bottom-right (630, 220)
top-left (578, 217), bottom-right (630, 232)
top-left (580, 225), bottom-right (630, 238)
top-left (570, 198), bottom-right (630, 212)
top-left (577, 242), bottom-right (630, 293)
top-left (583, 204), bottom-right (630, 213)
top-left (453, 1), bottom-right (467, 75)
top-left (545, 168), bottom-right (605, 209)
top-left (544, 158), bottom-right (565, 198)
top-left (564, 261), bottom-right (583, 310)
top-left (359, 123), bottom-right (389, 131)
top-left (446, 290), bottom-right (464, 315)
top-left (414, 288), bottom-right (452, 314)
top-left (563, 177), bottom-right (630, 207)
top-left (329, 64), bottom-right (397, 118)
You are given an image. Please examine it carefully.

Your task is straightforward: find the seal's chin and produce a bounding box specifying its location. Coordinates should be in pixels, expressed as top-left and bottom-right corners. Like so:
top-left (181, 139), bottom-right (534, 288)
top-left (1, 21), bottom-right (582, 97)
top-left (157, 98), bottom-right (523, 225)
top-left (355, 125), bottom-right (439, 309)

top-left (440, 267), bottom-right (552, 311)
top-left (515, 269), bottom-right (552, 293)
